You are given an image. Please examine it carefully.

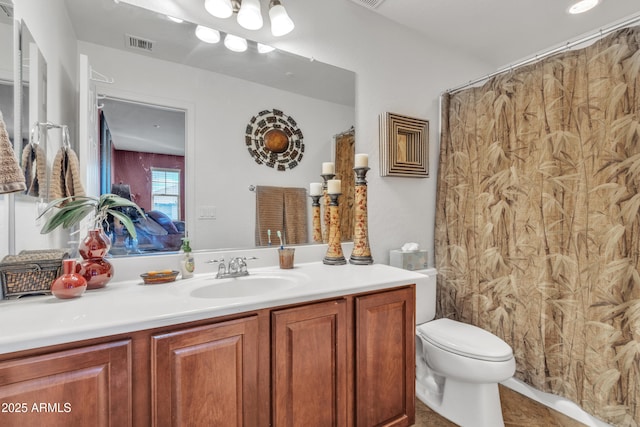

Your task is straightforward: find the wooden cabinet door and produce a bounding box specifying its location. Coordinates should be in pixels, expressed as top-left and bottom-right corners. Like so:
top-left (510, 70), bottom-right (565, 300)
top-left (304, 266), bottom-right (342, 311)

top-left (151, 315), bottom-right (260, 427)
top-left (355, 287), bottom-right (415, 427)
top-left (272, 299), bottom-right (348, 427)
top-left (0, 340), bottom-right (132, 427)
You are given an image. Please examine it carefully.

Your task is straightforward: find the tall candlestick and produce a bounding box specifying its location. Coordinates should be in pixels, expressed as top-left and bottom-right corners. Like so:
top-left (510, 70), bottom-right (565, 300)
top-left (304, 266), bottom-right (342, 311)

top-left (322, 162), bottom-right (335, 175)
top-left (355, 153), bottom-right (369, 168)
top-left (350, 166), bottom-right (373, 265)
top-left (323, 192), bottom-right (346, 265)
top-left (320, 173), bottom-right (335, 243)
top-left (310, 193), bottom-right (322, 243)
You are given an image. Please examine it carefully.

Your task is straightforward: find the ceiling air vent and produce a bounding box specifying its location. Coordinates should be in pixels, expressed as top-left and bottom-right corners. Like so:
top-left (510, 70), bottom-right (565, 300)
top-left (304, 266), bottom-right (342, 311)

top-left (348, 0), bottom-right (387, 10)
top-left (125, 34), bottom-right (154, 53)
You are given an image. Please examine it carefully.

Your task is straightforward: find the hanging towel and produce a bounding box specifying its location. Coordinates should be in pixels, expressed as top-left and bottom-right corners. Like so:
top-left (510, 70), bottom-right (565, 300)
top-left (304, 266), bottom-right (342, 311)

top-left (50, 147), bottom-right (85, 200)
top-left (255, 186), bottom-right (284, 246)
top-left (254, 186), bottom-right (309, 246)
top-left (283, 187), bottom-right (308, 245)
top-left (0, 110), bottom-right (27, 194)
top-left (21, 141), bottom-right (47, 198)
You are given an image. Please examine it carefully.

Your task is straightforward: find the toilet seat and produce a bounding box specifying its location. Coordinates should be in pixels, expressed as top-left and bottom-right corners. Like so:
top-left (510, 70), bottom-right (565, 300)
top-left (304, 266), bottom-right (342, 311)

top-left (417, 318), bottom-right (512, 362)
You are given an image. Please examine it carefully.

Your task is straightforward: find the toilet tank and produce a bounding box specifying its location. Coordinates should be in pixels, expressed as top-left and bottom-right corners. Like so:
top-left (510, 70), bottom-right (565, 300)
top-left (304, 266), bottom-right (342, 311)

top-left (414, 268), bottom-right (437, 324)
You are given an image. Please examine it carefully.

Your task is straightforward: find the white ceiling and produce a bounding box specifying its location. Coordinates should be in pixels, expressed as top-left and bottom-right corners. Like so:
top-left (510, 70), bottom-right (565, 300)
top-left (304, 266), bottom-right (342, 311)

top-left (367, 0), bottom-right (640, 68)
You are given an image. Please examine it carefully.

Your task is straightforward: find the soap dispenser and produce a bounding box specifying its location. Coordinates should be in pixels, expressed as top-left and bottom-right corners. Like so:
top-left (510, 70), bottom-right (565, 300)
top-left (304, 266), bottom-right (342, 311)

top-left (180, 237), bottom-right (195, 279)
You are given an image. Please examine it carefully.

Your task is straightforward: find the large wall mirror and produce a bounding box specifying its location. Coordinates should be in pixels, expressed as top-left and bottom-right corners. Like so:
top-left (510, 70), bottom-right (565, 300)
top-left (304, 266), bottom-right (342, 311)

top-left (8, 0), bottom-right (356, 258)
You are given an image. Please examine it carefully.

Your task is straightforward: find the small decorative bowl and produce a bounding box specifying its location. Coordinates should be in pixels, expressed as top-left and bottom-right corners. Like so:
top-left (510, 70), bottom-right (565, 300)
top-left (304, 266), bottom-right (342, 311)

top-left (140, 270), bottom-right (179, 285)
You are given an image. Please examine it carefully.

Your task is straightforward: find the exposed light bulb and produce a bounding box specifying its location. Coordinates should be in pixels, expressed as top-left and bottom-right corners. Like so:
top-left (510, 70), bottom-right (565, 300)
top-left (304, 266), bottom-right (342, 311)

top-left (237, 0), bottom-right (263, 30)
top-left (568, 0), bottom-right (600, 14)
top-left (195, 25), bottom-right (221, 44)
top-left (257, 43), bottom-right (276, 54)
top-left (224, 34), bottom-right (248, 52)
top-left (205, 0), bottom-right (233, 19)
top-left (269, 1), bottom-right (294, 37)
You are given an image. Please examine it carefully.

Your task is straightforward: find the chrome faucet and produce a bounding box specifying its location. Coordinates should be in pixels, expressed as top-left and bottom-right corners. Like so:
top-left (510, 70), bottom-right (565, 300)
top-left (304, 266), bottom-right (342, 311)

top-left (207, 256), bottom-right (257, 279)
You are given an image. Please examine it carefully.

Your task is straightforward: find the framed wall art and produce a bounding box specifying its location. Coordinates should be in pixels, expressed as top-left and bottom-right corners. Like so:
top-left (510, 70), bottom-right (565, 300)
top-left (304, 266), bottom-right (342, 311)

top-left (379, 112), bottom-right (429, 177)
top-left (245, 109), bottom-right (304, 171)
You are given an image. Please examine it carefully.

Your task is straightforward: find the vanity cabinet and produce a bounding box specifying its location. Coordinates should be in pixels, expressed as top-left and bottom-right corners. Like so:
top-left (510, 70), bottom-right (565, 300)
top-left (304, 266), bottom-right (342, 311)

top-left (151, 315), bottom-right (260, 427)
top-left (355, 287), bottom-right (415, 427)
top-left (272, 299), bottom-right (349, 427)
top-left (0, 340), bottom-right (132, 427)
top-left (0, 284), bottom-right (414, 427)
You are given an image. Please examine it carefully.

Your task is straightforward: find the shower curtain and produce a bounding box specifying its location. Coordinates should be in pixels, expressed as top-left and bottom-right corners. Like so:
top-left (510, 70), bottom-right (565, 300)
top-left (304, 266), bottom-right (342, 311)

top-left (435, 26), bottom-right (640, 427)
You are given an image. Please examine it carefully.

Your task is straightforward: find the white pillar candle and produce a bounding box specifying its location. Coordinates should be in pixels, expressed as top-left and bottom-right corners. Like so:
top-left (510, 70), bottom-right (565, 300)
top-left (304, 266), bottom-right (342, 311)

top-left (355, 153), bottom-right (369, 168)
top-left (322, 162), bottom-right (335, 174)
top-left (310, 182), bottom-right (323, 196)
top-left (327, 179), bottom-right (341, 194)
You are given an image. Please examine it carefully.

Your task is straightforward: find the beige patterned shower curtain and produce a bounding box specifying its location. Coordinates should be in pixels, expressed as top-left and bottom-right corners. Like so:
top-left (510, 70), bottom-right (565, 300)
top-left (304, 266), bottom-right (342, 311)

top-left (435, 27), bottom-right (640, 427)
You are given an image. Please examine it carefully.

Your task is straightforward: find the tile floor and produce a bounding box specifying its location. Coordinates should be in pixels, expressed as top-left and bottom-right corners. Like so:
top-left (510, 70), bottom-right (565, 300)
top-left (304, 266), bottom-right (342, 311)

top-left (413, 385), bottom-right (587, 426)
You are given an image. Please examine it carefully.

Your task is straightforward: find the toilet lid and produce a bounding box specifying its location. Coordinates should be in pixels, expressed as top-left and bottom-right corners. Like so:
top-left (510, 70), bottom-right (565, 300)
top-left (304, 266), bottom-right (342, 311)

top-left (417, 318), bottom-right (513, 362)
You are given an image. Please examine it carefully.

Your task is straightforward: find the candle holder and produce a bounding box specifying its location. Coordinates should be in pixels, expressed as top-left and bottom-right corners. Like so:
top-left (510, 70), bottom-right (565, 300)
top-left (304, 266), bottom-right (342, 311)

top-left (320, 173), bottom-right (335, 243)
top-left (350, 167), bottom-right (373, 265)
top-left (323, 192), bottom-right (346, 265)
top-left (310, 194), bottom-right (322, 243)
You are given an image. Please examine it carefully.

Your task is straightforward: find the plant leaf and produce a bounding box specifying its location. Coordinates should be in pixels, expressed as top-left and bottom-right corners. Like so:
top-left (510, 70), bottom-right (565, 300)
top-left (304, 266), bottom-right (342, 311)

top-left (108, 209), bottom-right (138, 239)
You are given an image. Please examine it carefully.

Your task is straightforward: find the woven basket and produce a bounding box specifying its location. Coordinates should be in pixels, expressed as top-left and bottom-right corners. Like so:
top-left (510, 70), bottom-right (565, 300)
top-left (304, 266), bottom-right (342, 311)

top-left (1, 250), bottom-right (69, 299)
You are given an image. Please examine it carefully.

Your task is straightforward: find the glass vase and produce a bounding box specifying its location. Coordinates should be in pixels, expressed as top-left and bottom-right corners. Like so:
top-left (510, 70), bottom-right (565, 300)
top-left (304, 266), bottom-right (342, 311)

top-left (51, 259), bottom-right (87, 299)
top-left (77, 228), bottom-right (114, 289)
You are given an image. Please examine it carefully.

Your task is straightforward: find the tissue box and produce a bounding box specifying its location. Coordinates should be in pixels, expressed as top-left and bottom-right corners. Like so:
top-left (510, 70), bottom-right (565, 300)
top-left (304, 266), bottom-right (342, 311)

top-left (390, 249), bottom-right (428, 271)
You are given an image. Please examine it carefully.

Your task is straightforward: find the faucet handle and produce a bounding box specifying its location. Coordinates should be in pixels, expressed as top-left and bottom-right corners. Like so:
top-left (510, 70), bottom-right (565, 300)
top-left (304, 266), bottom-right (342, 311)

top-left (206, 257), bottom-right (225, 264)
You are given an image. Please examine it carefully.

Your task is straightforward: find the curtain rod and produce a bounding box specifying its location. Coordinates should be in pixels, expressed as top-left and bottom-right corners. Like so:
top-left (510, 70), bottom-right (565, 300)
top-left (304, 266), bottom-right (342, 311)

top-left (446, 12), bottom-right (640, 95)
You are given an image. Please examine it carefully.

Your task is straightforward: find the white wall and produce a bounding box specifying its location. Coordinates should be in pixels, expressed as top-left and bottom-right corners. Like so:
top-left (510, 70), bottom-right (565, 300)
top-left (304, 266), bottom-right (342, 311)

top-left (114, 0), bottom-right (493, 265)
top-left (7, 0), bottom-right (492, 265)
top-left (10, 0), bottom-right (78, 255)
top-left (267, 0), bottom-right (492, 265)
top-left (78, 41), bottom-right (354, 250)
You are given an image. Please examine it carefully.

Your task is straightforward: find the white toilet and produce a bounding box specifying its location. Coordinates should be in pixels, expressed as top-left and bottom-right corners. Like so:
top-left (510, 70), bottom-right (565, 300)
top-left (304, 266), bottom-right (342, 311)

top-left (414, 268), bottom-right (515, 427)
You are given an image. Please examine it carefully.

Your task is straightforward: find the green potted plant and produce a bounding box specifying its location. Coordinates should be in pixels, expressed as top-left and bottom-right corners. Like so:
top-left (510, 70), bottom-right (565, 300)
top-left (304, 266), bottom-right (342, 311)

top-left (38, 194), bottom-right (145, 289)
top-left (38, 193), bottom-right (144, 238)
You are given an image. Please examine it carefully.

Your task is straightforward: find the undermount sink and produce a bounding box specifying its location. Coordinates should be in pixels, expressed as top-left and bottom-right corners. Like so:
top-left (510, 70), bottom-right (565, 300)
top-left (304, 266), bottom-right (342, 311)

top-left (188, 274), bottom-right (301, 299)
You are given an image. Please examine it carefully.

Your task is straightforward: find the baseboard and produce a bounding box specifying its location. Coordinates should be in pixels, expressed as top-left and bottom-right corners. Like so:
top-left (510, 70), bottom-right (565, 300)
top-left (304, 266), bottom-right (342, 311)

top-left (500, 377), bottom-right (612, 427)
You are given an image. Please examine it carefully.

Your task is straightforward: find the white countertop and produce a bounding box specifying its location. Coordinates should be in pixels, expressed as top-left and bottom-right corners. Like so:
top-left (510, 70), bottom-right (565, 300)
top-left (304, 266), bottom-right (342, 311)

top-left (0, 261), bottom-right (426, 355)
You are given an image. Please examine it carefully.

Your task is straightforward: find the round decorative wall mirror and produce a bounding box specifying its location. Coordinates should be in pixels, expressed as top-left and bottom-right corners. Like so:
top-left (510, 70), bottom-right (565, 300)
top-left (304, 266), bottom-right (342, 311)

top-left (245, 109), bottom-right (304, 171)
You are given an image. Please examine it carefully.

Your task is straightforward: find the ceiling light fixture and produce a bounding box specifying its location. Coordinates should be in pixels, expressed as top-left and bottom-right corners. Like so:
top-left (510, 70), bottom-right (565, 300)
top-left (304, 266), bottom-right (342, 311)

top-left (205, 0), bottom-right (233, 18)
top-left (269, 0), bottom-right (294, 36)
top-left (224, 33), bottom-right (248, 52)
top-left (237, 0), bottom-right (263, 30)
top-left (195, 25), bottom-right (221, 43)
top-left (568, 0), bottom-right (600, 14)
top-left (204, 0), bottom-right (294, 37)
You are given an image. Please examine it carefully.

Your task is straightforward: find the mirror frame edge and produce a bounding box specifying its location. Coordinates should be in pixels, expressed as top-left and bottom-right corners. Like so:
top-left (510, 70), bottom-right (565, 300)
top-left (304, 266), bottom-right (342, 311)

top-left (8, 10), bottom-right (21, 255)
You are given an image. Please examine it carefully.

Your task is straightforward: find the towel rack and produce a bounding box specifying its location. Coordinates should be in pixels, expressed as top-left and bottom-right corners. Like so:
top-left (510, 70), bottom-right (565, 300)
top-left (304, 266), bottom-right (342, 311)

top-left (90, 66), bottom-right (115, 84)
top-left (29, 121), bottom-right (70, 148)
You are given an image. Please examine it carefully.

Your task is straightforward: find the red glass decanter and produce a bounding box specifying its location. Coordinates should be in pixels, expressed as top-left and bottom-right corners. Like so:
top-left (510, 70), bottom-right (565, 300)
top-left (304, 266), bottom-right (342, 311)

top-left (51, 259), bottom-right (87, 299)
top-left (77, 228), bottom-right (114, 289)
